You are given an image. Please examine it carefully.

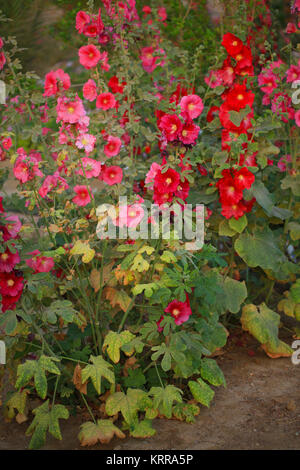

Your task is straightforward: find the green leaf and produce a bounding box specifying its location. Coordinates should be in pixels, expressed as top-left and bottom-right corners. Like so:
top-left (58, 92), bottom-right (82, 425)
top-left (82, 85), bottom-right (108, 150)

top-left (287, 222), bottom-right (300, 241)
top-left (188, 378), bottom-right (214, 407)
top-left (4, 389), bottom-right (28, 420)
top-left (200, 358), bottom-right (226, 387)
top-left (78, 420), bottom-right (125, 446)
top-left (149, 385), bottom-right (183, 419)
top-left (26, 401), bottom-right (69, 449)
top-left (103, 330), bottom-right (135, 364)
top-left (249, 180), bottom-right (292, 220)
top-left (130, 419), bottom-right (156, 438)
top-left (234, 227), bottom-right (286, 271)
top-left (172, 403), bottom-right (200, 423)
top-left (229, 215), bottom-right (247, 233)
top-left (123, 369), bottom-right (146, 388)
top-left (223, 278), bottom-right (247, 314)
top-left (106, 389), bottom-right (150, 425)
top-left (81, 355), bottom-right (115, 395)
top-left (281, 174), bottom-right (300, 196)
top-left (218, 219), bottom-right (236, 237)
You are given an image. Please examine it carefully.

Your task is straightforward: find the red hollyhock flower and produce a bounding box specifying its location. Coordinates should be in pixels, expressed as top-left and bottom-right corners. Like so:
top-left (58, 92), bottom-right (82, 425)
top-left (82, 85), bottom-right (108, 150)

top-left (26, 250), bottom-right (55, 273)
top-left (0, 247), bottom-right (20, 273)
top-left (0, 272), bottom-right (24, 297)
top-left (179, 122), bottom-right (200, 145)
top-left (153, 191), bottom-right (173, 205)
top-left (108, 76), bottom-right (126, 94)
top-left (76, 11), bottom-right (90, 34)
top-left (222, 33), bottom-right (243, 57)
top-left (101, 165), bottom-right (123, 185)
top-left (217, 174), bottom-right (243, 204)
top-left (232, 46), bottom-right (253, 71)
top-left (158, 114), bottom-right (182, 141)
top-left (233, 167), bottom-right (255, 190)
top-left (96, 92), bottom-right (116, 110)
top-left (72, 185), bottom-right (92, 207)
top-left (221, 200), bottom-right (247, 220)
top-left (206, 105), bottom-right (219, 123)
top-left (219, 57), bottom-right (236, 86)
top-left (1, 290), bottom-right (22, 313)
top-left (0, 196), bottom-right (3, 212)
top-left (174, 179), bottom-right (190, 201)
top-left (225, 83), bottom-right (255, 111)
top-left (164, 299), bottom-right (192, 325)
top-left (154, 168), bottom-right (180, 194)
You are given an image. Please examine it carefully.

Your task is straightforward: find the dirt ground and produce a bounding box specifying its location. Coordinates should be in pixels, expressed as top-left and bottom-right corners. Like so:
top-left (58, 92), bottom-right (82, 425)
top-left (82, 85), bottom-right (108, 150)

top-left (0, 332), bottom-right (299, 451)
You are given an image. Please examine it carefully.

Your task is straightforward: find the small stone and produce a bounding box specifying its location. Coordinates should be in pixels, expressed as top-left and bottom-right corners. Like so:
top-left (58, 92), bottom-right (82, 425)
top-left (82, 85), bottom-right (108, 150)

top-left (286, 400), bottom-right (296, 412)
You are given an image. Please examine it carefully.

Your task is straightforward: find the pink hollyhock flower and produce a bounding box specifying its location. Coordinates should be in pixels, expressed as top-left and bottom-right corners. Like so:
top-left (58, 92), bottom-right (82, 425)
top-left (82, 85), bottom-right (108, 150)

top-left (295, 110), bottom-right (300, 127)
top-left (104, 135), bottom-right (122, 157)
top-left (76, 133), bottom-right (96, 154)
top-left (154, 168), bottom-right (180, 193)
top-left (44, 69), bottom-right (70, 97)
top-left (83, 79), bottom-right (97, 101)
top-left (158, 114), bottom-right (182, 141)
top-left (0, 272), bottom-right (24, 297)
top-left (96, 92), bottom-right (116, 110)
top-left (140, 47), bottom-right (159, 73)
top-left (13, 161), bottom-right (31, 183)
top-left (179, 122), bottom-right (200, 145)
top-left (117, 203), bottom-right (145, 228)
top-left (145, 162), bottom-right (161, 189)
top-left (56, 95), bottom-right (86, 124)
top-left (164, 298), bottom-right (191, 325)
top-left (286, 65), bottom-right (300, 83)
top-left (76, 157), bottom-right (101, 178)
top-left (271, 93), bottom-right (294, 122)
top-left (158, 7), bottom-right (167, 21)
top-left (72, 185), bottom-right (92, 206)
top-left (5, 215), bottom-right (21, 239)
top-left (1, 137), bottom-right (12, 150)
top-left (0, 52), bottom-right (6, 70)
top-left (83, 20), bottom-right (99, 37)
top-left (205, 70), bottom-right (222, 88)
top-left (180, 94), bottom-right (204, 121)
top-left (78, 44), bottom-right (101, 69)
top-left (99, 51), bottom-right (110, 71)
top-left (258, 72), bottom-right (278, 95)
top-left (286, 22), bottom-right (297, 33)
top-left (0, 247), bottom-right (20, 272)
top-left (101, 165), bottom-right (123, 185)
top-left (0, 196), bottom-right (3, 213)
top-left (26, 250), bottom-right (54, 273)
top-left (76, 11), bottom-right (91, 33)
top-left (38, 175), bottom-right (58, 198)
top-left (0, 37), bottom-right (3, 48)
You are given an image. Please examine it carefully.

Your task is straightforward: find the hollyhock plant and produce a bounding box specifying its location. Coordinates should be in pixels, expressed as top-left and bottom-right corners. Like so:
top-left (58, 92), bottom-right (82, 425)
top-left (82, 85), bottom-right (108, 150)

top-left (164, 298), bottom-right (192, 325)
top-left (180, 94), bottom-right (204, 121)
top-left (26, 250), bottom-right (54, 273)
top-left (104, 135), bottom-right (122, 157)
top-left (0, 247), bottom-right (20, 273)
top-left (0, 272), bottom-right (24, 297)
top-left (96, 92), bottom-right (116, 110)
top-left (154, 168), bottom-right (180, 194)
top-left (83, 79), bottom-right (97, 101)
top-left (77, 157), bottom-right (102, 178)
top-left (158, 114), bottom-right (182, 141)
top-left (101, 165), bottom-right (123, 185)
top-left (78, 44), bottom-right (101, 69)
top-left (72, 185), bottom-right (93, 207)
top-left (56, 96), bottom-right (86, 124)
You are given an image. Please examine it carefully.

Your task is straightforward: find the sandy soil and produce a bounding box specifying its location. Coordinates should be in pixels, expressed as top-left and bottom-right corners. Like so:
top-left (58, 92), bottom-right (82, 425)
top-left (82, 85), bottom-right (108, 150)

top-left (0, 332), bottom-right (299, 451)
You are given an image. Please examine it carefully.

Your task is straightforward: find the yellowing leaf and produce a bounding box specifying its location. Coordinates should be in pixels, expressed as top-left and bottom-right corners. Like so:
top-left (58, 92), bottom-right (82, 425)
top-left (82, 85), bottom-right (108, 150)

top-left (241, 303), bottom-right (293, 358)
top-left (81, 355), bottom-right (115, 395)
top-left (72, 364), bottom-right (87, 394)
top-left (104, 287), bottom-right (132, 312)
top-left (131, 254), bottom-right (150, 272)
top-left (138, 246), bottom-right (155, 255)
top-left (78, 420), bottom-right (125, 446)
top-left (89, 269), bottom-right (101, 293)
top-left (70, 240), bottom-right (95, 263)
top-left (103, 330), bottom-right (135, 363)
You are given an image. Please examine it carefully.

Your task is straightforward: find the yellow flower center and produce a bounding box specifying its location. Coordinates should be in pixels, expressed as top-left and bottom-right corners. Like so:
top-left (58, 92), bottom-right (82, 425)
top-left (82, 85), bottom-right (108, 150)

top-left (172, 308), bottom-right (180, 317)
top-left (7, 279), bottom-right (14, 287)
top-left (1, 253), bottom-right (8, 260)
